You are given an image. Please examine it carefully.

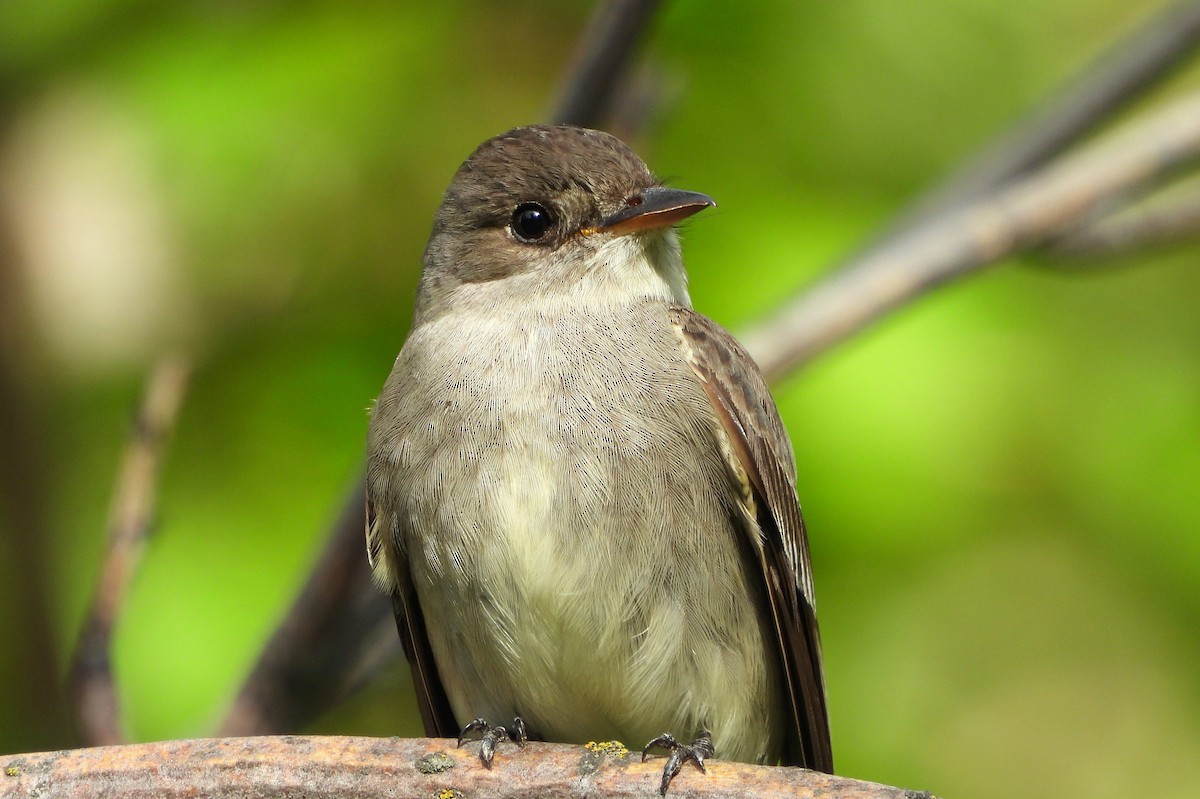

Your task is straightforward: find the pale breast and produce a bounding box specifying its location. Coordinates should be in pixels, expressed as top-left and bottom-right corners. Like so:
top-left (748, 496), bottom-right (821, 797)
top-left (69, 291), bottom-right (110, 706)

top-left (368, 300), bottom-right (784, 761)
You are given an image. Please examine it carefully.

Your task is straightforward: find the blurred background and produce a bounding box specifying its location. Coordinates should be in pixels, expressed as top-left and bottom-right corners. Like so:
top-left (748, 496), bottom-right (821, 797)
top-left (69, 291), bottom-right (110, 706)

top-left (1, 1), bottom-right (1198, 798)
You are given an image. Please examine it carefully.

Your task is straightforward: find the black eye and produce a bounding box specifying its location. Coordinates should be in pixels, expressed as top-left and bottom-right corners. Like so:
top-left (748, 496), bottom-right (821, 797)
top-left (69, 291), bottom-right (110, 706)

top-left (511, 203), bottom-right (554, 242)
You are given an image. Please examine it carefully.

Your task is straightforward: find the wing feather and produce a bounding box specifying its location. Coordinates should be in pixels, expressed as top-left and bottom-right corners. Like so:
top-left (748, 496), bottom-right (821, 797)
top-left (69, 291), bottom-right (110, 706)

top-left (670, 306), bottom-right (833, 772)
top-left (366, 494), bottom-right (458, 737)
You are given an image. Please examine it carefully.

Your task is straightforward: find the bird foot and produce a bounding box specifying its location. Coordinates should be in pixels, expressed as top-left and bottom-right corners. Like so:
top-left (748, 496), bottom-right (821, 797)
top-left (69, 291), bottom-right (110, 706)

top-left (641, 729), bottom-right (714, 795)
top-left (456, 716), bottom-right (527, 767)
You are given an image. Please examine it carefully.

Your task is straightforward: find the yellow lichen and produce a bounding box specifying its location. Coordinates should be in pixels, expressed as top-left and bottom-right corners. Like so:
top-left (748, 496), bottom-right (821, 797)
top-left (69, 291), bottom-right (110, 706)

top-left (584, 740), bottom-right (629, 757)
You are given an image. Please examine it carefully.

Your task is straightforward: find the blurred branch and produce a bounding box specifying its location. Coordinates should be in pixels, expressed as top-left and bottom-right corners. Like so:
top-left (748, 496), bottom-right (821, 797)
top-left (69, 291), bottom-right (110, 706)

top-left (0, 119), bottom-right (72, 750)
top-left (551, 0), bottom-right (665, 127)
top-left (68, 356), bottom-right (191, 746)
top-left (1048, 173), bottom-right (1200, 258)
top-left (218, 475), bottom-right (398, 737)
top-left (865, 0), bottom-right (1200, 251)
top-left (603, 62), bottom-right (673, 144)
top-left (741, 90), bottom-right (1200, 379)
top-left (0, 736), bottom-right (924, 799)
top-left (0, 0), bottom-right (209, 755)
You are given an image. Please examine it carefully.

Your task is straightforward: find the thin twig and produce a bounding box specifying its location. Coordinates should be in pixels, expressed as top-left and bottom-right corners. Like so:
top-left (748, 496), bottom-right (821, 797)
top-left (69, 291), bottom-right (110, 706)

top-left (740, 91), bottom-right (1200, 380)
top-left (551, 0), bottom-right (665, 127)
top-left (861, 0), bottom-right (1200, 254)
top-left (0, 736), bottom-right (925, 799)
top-left (68, 356), bottom-right (191, 746)
top-left (1049, 172), bottom-right (1200, 257)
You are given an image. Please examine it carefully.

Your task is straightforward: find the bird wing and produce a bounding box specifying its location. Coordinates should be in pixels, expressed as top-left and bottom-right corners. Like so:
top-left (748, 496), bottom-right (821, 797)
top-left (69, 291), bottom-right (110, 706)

top-left (366, 494), bottom-right (459, 737)
top-left (669, 306), bottom-right (834, 772)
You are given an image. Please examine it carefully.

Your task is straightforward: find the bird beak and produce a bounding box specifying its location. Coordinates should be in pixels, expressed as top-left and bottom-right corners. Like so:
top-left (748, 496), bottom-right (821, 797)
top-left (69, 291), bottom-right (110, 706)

top-left (591, 187), bottom-right (716, 236)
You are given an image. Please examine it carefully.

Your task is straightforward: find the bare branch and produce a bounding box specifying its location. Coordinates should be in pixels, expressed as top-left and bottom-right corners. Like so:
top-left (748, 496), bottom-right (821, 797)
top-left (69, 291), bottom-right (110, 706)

top-left (741, 91), bottom-right (1200, 380)
top-left (866, 0), bottom-right (1200, 251)
top-left (0, 133), bottom-right (72, 748)
top-left (551, 0), bottom-right (665, 127)
top-left (218, 476), bottom-right (398, 737)
top-left (1049, 172), bottom-right (1200, 257)
top-left (68, 356), bottom-right (191, 746)
top-left (0, 736), bottom-right (926, 799)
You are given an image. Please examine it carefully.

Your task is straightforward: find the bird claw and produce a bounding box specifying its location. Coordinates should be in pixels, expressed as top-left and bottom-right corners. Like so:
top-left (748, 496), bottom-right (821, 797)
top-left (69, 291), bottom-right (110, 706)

top-left (456, 716), bottom-right (527, 767)
top-left (642, 730), bottom-right (714, 795)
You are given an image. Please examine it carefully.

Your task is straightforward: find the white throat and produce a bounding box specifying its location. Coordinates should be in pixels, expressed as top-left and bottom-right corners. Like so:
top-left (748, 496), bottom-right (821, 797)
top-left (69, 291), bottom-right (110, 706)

top-left (542, 227), bottom-right (691, 309)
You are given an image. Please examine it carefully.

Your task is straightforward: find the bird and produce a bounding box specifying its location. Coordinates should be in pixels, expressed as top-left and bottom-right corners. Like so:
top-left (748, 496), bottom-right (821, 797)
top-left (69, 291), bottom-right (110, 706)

top-left (365, 124), bottom-right (832, 793)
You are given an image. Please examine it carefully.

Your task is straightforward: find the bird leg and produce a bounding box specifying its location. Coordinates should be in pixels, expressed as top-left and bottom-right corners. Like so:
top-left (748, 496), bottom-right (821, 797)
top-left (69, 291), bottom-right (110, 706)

top-left (456, 716), bottom-right (527, 767)
top-left (641, 729), bottom-right (715, 795)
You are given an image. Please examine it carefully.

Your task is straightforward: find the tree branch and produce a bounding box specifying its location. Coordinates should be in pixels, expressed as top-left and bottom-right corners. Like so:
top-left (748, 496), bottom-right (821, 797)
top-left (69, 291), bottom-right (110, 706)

top-left (864, 0), bottom-right (1200, 252)
top-left (551, 0), bottom-right (665, 128)
top-left (0, 736), bottom-right (926, 799)
top-left (0, 112), bottom-right (72, 750)
top-left (218, 475), bottom-right (399, 737)
top-left (1048, 171), bottom-right (1200, 257)
top-left (68, 356), bottom-right (190, 746)
top-left (740, 90), bottom-right (1200, 380)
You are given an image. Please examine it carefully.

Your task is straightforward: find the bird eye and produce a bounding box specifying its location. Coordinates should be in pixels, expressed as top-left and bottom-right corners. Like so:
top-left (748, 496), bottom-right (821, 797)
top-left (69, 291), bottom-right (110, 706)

top-left (511, 203), bottom-right (554, 242)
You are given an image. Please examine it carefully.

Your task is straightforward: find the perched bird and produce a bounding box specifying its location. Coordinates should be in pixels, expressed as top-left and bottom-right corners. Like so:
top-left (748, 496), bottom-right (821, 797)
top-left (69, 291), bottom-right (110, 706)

top-left (366, 125), bottom-right (832, 792)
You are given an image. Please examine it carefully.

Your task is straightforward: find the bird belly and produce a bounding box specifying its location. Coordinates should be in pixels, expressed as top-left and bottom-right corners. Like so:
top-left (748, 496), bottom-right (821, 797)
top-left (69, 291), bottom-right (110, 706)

top-left (411, 450), bottom-right (781, 763)
top-left (395, 363), bottom-right (783, 762)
